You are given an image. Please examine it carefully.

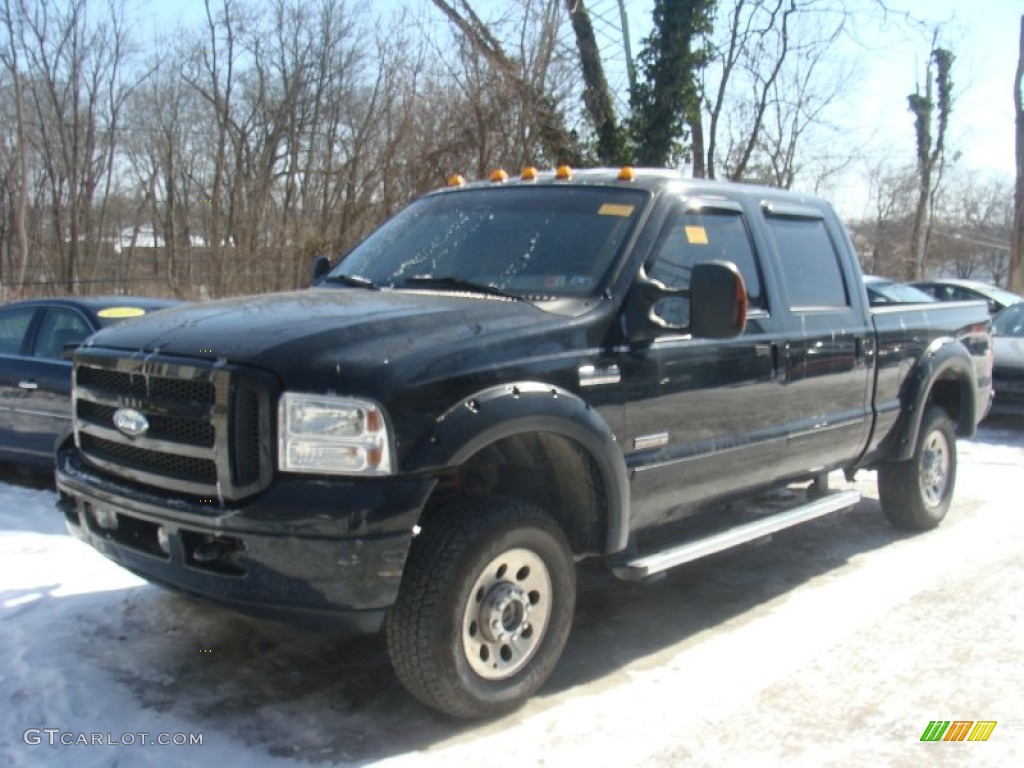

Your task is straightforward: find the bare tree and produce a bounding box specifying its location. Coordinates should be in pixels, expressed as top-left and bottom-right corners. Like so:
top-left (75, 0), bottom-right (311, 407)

top-left (122, 50), bottom-right (206, 296)
top-left (3, 0), bottom-right (1000, 303)
top-left (5, 0), bottom-right (139, 293)
top-left (928, 171), bottom-right (1013, 282)
top-left (430, 0), bottom-right (581, 166)
top-left (851, 162), bottom-right (917, 277)
top-left (701, 0), bottom-right (850, 187)
top-left (0, 0), bottom-right (31, 297)
top-left (746, 17), bottom-right (850, 189)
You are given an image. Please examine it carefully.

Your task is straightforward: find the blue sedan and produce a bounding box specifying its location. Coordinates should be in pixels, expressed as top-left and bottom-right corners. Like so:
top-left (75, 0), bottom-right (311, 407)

top-left (0, 296), bottom-right (184, 467)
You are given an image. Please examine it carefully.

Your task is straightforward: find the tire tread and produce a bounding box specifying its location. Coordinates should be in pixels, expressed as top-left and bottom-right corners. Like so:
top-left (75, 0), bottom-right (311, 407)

top-left (386, 496), bottom-right (574, 718)
top-left (878, 405), bottom-right (957, 531)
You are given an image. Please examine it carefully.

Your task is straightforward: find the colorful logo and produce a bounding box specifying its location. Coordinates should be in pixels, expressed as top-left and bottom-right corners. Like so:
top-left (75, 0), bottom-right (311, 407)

top-left (920, 721), bottom-right (997, 742)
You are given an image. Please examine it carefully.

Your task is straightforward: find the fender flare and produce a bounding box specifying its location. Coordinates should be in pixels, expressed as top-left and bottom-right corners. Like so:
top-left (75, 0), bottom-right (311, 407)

top-left (403, 381), bottom-right (631, 553)
top-left (892, 337), bottom-right (979, 462)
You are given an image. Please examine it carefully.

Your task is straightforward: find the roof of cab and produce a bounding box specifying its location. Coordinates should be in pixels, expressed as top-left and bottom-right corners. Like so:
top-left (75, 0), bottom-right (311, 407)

top-left (431, 166), bottom-right (834, 213)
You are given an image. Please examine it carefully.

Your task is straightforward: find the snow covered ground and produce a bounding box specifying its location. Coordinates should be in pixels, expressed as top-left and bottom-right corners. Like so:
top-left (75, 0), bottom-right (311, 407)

top-left (2, 418), bottom-right (1022, 767)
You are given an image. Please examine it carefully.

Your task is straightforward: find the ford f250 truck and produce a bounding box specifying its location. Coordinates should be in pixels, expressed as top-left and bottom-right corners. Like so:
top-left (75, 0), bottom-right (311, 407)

top-left (56, 167), bottom-right (993, 718)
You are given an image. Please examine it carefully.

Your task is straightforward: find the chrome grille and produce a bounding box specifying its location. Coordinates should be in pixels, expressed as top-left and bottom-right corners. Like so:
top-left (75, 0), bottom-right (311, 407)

top-left (73, 350), bottom-right (273, 501)
top-left (80, 433), bottom-right (218, 483)
top-left (78, 401), bottom-right (215, 447)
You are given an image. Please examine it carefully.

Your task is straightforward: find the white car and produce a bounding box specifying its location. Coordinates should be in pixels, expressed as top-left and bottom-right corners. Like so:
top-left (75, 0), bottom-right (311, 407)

top-left (912, 278), bottom-right (1023, 315)
top-left (991, 302), bottom-right (1024, 418)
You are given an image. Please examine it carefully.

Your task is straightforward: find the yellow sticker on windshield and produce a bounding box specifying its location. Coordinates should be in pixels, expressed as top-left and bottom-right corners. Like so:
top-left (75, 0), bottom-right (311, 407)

top-left (598, 203), bottom-right (635, 217)
top-left (97, 307), bottom-right (147, 319)
top-left (685, 225), bottom-right (709, 245)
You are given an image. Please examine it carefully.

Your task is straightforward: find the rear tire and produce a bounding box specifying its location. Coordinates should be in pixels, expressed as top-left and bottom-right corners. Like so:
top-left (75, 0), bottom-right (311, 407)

top-left (386, 496), bottom-right (575, 718)
top-left (878, 405), bottom-right (957, 531)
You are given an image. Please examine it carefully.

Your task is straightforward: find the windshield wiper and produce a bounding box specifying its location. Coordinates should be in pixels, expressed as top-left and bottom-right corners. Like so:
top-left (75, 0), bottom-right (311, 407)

top-left (401, 275), bottom-right (519, 300)
top-left (322, 273), bottom-right (378, 289)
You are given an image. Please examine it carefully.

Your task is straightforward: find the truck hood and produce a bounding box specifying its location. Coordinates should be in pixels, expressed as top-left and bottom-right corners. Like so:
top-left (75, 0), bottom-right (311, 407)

top-left (83, 288), bottom-right (576, 391)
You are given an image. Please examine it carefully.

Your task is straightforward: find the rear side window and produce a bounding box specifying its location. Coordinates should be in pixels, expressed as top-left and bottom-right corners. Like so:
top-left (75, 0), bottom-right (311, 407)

top-left (0, 307), bottom-right (36, 356)
top-left (765, 214), bottom-right (848, 309)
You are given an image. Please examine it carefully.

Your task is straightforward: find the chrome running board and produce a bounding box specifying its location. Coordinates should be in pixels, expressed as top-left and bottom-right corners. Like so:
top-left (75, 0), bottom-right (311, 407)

top-left (613, 489), bottom-right (861, 580)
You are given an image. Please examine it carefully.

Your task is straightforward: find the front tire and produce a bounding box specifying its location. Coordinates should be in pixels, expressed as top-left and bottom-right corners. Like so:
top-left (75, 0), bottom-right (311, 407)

top-left (878, 405), bottom-right (957, 531)
top-left (386, 496), bottom-right (575, 718)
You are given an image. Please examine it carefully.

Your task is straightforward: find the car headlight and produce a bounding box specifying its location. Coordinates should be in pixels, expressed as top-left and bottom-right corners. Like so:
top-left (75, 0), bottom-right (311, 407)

top-left (278, 393), bottom-right (393, 475)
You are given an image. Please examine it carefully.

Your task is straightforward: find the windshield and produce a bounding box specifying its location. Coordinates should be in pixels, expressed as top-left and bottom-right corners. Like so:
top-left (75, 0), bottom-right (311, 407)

top-left (330, 186), bottom-right (649, 298)
top-left (980, 285), bottom-right (1024, 307)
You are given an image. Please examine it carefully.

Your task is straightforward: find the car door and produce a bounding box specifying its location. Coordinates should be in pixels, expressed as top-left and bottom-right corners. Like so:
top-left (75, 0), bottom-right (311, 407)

top-left (9, 306), bottom-right (94, 462)
top-left (758, 203), bottom-right (872, 473)
top-left (615, 197), bottom-right (793, 530)
top-left (0, 305), bottom-right (45, 460)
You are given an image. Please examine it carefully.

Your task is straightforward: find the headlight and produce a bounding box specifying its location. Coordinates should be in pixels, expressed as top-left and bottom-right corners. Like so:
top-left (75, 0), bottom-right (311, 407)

top-left (278, 393), bottom-right (393, 475)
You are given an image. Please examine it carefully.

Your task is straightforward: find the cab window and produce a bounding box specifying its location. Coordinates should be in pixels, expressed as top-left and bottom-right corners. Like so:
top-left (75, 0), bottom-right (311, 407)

top-left (764, 215), bottom-right (849, 309)
top-left (646, 206), bottom-right (765, 325)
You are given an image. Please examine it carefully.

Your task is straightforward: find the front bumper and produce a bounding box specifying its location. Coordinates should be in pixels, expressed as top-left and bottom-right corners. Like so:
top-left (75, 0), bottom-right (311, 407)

top-left (56, 445), bottom-right (435, 633)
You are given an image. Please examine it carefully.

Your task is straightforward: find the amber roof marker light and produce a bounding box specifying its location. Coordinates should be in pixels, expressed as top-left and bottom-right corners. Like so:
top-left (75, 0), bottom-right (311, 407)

top-left (447, 174), bottom-right (466, 187)
top-left (521, 166), bottom-right (539, 181)
top-left (618, 166), bottom-right (636, 181)
top-left (490, 169), bottom-right (509, 183)
top-left (555, 165), bottom-right (572, 180)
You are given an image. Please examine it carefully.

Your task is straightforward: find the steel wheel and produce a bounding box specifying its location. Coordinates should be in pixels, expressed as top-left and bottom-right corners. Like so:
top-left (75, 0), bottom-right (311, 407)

top-left (918, 428), bottom-right (951, 509)
top-left (462, 547), bottom-right (552, 680)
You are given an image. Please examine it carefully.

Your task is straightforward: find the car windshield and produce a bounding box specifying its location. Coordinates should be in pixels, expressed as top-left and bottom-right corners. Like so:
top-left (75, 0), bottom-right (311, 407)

top-left (867, 279), bottom-right (935, 305)
top-left (994, 304), bottom-right (1024, 337)
top-left (330, 186), bottom-right (649, 298)
top-left (979, 284), bottom-right (1024, 307)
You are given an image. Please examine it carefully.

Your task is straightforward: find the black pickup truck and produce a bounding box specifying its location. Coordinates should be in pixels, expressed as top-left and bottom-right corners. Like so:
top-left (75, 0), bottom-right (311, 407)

top-left (56, 167), bottom-right (993, 718)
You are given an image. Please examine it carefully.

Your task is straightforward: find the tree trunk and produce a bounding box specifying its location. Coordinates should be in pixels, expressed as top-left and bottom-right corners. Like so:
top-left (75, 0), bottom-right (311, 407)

top-left (565, 0), bottom-right (623, 165)
top-left (689, 105), bottom-right (706, 178)
top-left (1010, 15), bottom-right (1024, 295)
top-left (431, 0), bottom-right (580, 165)
top-left (907, 47), bottom-right (953, 281)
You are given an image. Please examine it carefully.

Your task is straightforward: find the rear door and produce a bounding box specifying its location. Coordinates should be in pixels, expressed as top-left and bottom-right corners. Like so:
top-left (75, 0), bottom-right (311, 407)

top-left (757, 203), bottom-right (873, 472)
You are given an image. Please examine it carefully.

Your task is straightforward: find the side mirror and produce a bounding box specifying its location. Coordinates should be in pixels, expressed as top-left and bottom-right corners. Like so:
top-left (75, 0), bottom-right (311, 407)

top-left (626, 260), bottom-right (747, 344)
top-left (690, 261), bottom-right (748, 339)
top-left (310, 255), bottom-right (331, 286)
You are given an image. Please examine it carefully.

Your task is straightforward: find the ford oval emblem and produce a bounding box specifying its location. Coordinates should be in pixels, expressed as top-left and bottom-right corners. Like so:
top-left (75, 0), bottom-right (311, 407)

top-left (113, 407), bottom-right (149, 437)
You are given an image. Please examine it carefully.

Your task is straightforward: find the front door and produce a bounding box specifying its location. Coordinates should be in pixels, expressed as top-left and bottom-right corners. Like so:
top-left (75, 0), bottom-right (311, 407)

top-left (617, 198), bottom-right (791, 530)
top-left (11, 307), bottom-right (93, 460)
